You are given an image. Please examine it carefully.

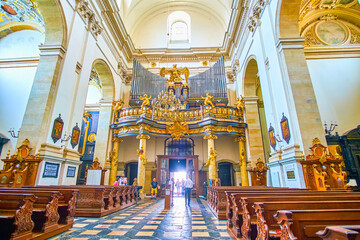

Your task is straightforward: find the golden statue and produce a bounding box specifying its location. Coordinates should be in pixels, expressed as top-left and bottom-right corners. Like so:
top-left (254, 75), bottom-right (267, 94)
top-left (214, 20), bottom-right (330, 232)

top-left (160, 64), bottom-right (190, 84)
top-left (112, 99), bottom-right (123, 120)
top-left (139, 94), bottom-right (152, 109)
top-left (201, 93), bottom-right (215, 108)
top-left (205, 147), bottom-right (217, 166)
top-left (137, 147), bottom-right (147, 165)
top-left (235, 96), bottom-right (245, 113)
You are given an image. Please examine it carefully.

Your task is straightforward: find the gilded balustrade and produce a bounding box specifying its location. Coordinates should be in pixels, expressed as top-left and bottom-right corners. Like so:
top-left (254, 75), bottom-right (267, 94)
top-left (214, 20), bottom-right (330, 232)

top-left (116, 106), bottom-right (242, 123)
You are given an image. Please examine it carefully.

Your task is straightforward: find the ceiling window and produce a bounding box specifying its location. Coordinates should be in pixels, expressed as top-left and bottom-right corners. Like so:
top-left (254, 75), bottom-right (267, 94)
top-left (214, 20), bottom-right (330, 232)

top-left (168, 11), bottom-right (191, 43)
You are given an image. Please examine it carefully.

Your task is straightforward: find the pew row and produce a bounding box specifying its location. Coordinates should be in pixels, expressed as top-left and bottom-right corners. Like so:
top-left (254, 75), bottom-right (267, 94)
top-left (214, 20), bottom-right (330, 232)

top-left (29, 185), bottom-right (137, 217)
top-left (207, 186), bottom-right (286, 219)
top-left (227, 191), bottom-right (360, 239)
top-left (274, 209), bottom-right (360, 240)
top-left (254, 201), bottom-right (360, 239)
top-left (0, 187), bottom-right (77, 240)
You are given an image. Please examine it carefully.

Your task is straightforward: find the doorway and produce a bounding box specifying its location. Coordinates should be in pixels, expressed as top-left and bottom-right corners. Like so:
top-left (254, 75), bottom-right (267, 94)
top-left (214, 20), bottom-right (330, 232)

top-left (218, 162), bottom-right (234, 186)
top-left (125, 162), bottom-right (138, 186)
top-left (169, 159), bottom-right (186, 196)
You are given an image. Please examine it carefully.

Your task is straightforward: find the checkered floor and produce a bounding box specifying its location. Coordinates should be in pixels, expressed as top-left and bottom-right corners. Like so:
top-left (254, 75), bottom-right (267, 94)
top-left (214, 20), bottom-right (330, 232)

top-left (51, 197), bottom-right (232, 239)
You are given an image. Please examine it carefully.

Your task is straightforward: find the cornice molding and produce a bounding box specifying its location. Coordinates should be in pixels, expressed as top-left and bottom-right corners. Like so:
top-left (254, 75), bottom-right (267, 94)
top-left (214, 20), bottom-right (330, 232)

top-left (304, 46), bottom-right (360, 59)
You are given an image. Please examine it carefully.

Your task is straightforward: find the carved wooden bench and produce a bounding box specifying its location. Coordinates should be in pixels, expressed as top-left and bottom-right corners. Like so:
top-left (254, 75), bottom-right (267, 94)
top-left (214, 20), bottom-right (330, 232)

top-left (316, 226), bottom-right (360, 240)
top-left (254, 201), bottom-right (360, 240)
top-left (207, 186), bottom-right (282, 219)
top-left (274, 209), bottom-right (360, 240)
top-left (228, 192), bottom-right (360, 239)
top-left (0, 193), bottom-right (36, 240)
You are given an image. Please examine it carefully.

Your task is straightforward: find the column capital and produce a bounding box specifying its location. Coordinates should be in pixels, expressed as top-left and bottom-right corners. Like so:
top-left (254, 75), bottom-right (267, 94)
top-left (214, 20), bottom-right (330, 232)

top-left (112, 138), bottom-right (123, 143)
top-left (203, 134), bottom-right (218, 140)
top-left (235, 136), bottom-right (246, 142)
top-left (136, 134), bottom-right (150, 140)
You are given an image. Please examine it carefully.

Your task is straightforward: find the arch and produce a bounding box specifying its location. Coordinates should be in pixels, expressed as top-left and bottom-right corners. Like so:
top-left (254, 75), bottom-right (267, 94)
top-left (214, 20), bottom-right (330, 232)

top-left (243, 57), bottom-right (259, 97)
top-left (37, 0), bottom-right (67, 46)
top-left (216, 159), bottom-right (237, 165)
top-left (276, 0), bottom-right (302, 39)
top-left (242, 56), bottom-right (270, 162)
top-left (92, 59), bottom-right (115, 99)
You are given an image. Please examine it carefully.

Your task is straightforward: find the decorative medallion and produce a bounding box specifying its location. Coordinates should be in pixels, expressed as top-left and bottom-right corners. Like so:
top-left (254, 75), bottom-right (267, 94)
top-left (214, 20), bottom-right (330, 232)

top-left (280, 113), bottom-right (291, 144)
top-left (51, 114), bottom-right (64, 143)
top-left (166, 120), bottom-right (189, 140)
top-left (88, 133), bottom-right (96, 143)
top-left (316, 21), bottom-right (348, 45)
top-left (70, 123), bottom-right (80, 148)
top-left (268, 123), bottom-right (276, 150)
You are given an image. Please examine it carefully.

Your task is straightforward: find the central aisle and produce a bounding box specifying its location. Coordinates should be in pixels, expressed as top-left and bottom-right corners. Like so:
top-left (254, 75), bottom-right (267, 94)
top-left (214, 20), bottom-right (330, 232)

top-left (52, 197), bottom-right (232, 239)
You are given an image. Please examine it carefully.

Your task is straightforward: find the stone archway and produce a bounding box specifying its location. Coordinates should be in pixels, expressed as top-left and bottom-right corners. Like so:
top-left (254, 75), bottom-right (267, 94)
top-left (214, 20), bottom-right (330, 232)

top-left (18, 0), bottom-right (68, 150)
top-left (87, 59), bottom-right (115, 185)
top-left (274, 0), bottom-right (325, 153)
top-left (242, 57), bottom-right (268, 167)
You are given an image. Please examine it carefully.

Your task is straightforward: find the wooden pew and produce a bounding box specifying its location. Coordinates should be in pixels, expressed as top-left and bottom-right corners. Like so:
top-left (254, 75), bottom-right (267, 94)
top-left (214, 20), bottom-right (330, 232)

top-left (274, 209), bottom-right (360, 239)
top-left (253, 201), bottom-right (360, 239)
top-left (0, 193), bottom-right (36, 240)
top-left (228, 192), bottom-right (360, 239)
top-left (33, 185), bottom-right (137, 217)
top-left (22, 187), bottom-right (79, 225)
top-left (317, 226), bottom-right (360, 240)
top-left (0, 189), bottom-right (62, 233)
top-left (207, 186), bottom-right (282, 219)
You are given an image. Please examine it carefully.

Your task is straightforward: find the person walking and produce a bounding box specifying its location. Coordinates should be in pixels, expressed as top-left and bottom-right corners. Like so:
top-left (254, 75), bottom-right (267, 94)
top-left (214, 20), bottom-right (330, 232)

top-left (175, 179), bottom-right (180, 195)
top-left (181, 178), bottom-right (185, 196)
top-left (184, 175), bottom-right (194, 207)
top-left (169, 177), bottom-right (175, 206)
top-left (150, 178), bottom-right (158, 199)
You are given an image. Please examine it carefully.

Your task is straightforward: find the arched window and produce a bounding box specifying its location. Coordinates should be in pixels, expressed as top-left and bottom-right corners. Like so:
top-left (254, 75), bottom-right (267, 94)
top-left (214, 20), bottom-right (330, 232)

top-left (168, 11), bottom-right (191, 43)
top-left (165, 138), bottom-right (194, 156)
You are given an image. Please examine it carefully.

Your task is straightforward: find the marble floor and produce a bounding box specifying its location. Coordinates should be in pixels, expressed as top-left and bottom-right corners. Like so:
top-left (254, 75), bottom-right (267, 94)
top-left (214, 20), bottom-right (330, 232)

top-left (51, 197), bottom-right (232, 239)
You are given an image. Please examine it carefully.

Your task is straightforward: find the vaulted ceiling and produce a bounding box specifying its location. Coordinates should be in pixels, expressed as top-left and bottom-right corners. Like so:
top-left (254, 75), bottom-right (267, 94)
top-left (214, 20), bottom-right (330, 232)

top-left (116, 0), bottom-right (233, 49)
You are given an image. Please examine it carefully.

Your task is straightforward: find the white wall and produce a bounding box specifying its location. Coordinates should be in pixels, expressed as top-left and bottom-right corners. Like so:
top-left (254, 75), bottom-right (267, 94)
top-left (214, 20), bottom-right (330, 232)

top-left (307, 58), bottom-right (360, 134)
top-left (131, 10), bottom-right (224, 49)
top-left (0, 30), bottom-right (44, 160)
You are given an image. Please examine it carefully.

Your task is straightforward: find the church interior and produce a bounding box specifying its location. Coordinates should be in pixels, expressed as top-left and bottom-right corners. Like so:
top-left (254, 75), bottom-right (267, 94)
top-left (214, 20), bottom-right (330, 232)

top-left (0, 0), bottom-right (360, 239)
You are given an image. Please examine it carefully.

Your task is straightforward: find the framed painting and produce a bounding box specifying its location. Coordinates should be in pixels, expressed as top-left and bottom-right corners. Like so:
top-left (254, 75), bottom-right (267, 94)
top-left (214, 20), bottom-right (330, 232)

top-left (268, 123), bottom-right (276, 150)
top-left (280, 113), bottom-right (291, 144)
top-left (51, 114), bottom-right (64, 143)
top-left (71, 123), bottom-right (80, 148)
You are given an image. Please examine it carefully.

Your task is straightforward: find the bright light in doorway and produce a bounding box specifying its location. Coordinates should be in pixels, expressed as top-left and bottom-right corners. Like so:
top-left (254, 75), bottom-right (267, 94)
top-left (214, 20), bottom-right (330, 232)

top-left (172, 172), bottom-right (186, 182)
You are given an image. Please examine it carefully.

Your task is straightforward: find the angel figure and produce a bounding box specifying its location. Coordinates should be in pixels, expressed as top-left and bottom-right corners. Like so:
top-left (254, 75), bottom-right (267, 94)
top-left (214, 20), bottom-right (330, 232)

top-left (160, 64), bottom-right (189, 84)
top-left (112, 99), bottom-right (123, 119)
top-left (137, 147), bottom-right (147, 165)
top-left (235, 96), bottom-right (244, 113)
top-left (201, 93), bottom-right (215, 108)
top-left (139, 94), bottom-right (152, 109)
top-left (205, 147), bottom-right (217, 166)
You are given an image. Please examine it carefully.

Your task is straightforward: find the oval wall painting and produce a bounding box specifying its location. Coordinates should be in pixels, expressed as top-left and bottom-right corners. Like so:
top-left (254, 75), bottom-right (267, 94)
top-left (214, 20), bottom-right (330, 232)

top-left (316, 21), bottom-right (346, 45)
top-left (2, 4), bottom-right (17, 15)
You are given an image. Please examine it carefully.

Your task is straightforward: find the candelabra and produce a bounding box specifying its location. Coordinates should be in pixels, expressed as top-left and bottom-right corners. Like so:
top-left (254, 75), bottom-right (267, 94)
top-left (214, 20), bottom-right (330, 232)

top-left (61, 132), bottom-right (72, 148)
top-left (275, 134), bottom-right (283, 143)
top-left (324, 122), bottom-right (338, 135)
top-left (8, 128), bottom-right (19, 138)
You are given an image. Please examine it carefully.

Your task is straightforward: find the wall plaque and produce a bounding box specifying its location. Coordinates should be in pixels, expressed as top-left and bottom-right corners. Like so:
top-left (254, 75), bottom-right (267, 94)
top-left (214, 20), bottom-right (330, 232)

top-left (67, 166), bottom-right (76, 177)
top-left (286, 170), bottom-right (295, 180)
top-left (268, 123), bottom-right (276, 150)
top-left (43, 162), bottom-right (60, 178)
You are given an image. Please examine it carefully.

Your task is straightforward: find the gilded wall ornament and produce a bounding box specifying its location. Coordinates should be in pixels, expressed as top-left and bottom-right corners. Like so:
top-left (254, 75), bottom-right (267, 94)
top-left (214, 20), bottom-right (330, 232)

top-left (166, 120), bottom-right (189, 140)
